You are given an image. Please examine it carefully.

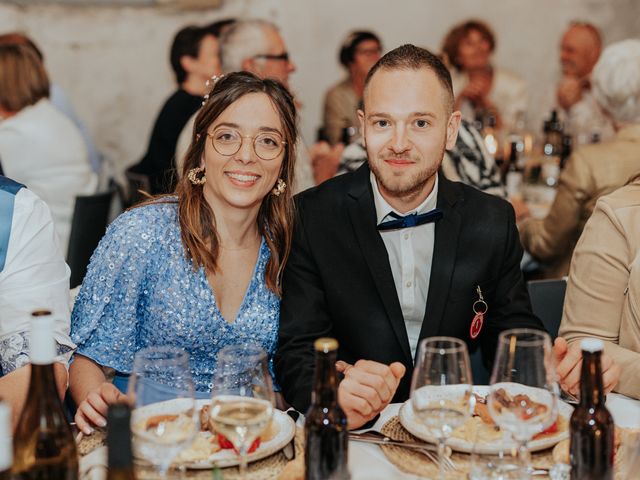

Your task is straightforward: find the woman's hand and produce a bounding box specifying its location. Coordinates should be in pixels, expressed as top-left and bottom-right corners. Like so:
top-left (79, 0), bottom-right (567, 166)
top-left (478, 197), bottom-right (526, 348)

top-left (75, 382), bottom-right (128, 434)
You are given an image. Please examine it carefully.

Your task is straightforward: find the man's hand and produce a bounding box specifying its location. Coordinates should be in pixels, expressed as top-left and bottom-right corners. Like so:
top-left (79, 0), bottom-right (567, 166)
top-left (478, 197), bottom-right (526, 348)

top-left (310, 141), bottom-right (345, 184)
top-left (336, 359), bottom-right (406, 429)
top-left (557, 76), bottom-right (584, 110)
top-left (75, 382), bottom-right (129, 435)
top-left (553, 337), bottom-right (620, 396)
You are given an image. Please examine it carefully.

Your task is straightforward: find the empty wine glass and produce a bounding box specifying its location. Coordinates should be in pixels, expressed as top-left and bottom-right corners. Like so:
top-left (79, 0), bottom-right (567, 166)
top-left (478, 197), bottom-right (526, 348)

top-left (209, 343), bottom-right (275, 478)
top-left (488, 328), bottom-right (559, 478)
top-left (411, 336), bottom-right (474, 480)
top-left (129, 346), bottom-right (198, 477)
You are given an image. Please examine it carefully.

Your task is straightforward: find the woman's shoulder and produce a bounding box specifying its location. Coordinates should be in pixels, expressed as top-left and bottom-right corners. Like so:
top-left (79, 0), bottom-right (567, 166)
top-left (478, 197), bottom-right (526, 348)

top-left (108, 198), bottom-right (180, 240)
top-left (597, 182), bottom-right (640, 212)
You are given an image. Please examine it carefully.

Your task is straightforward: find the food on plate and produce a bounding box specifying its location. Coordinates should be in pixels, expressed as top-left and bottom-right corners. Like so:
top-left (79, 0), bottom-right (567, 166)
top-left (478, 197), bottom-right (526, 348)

top-left (175, 404), bottom-right (280, 463)
top-left (451, 392), bottom-right (568, 444)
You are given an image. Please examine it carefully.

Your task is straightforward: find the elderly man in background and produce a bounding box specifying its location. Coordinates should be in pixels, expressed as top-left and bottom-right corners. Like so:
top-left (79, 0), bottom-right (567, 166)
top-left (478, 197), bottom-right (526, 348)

top-left (520, 38), bottom-right (640, 279)
top-left (554, 22), bottom-right (614, 144)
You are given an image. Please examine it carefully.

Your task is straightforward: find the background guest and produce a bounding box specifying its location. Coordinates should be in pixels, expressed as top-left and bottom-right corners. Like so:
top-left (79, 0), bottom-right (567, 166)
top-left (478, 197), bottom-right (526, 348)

top-left (442, 19), bottom-right (527, 132)
top-left (323, 30), bottom-right (382, 145)
top-left (131, 25), bottom-right (221, 194)
top-left (70, 72), bottom-right (297, 435)
top-left (179, 19), bottom-right (317, 193)
top-left (0, 43), bottom-right (97, 253)
top-left (554, 22), bottom-right (614, 145)
top-left (0, 32), bottom-right (102, 175)
top-left (0, 176), bottom-right (75, 429)
top-left (559, 174), bottom-right (639, 398)
top-left (519, 39), bottom-right (640, 278)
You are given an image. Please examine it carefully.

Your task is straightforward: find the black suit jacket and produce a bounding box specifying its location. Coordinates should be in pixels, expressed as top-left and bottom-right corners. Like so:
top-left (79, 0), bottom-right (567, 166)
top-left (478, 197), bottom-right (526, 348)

top-left (275, 164), bottom-right (543, 413)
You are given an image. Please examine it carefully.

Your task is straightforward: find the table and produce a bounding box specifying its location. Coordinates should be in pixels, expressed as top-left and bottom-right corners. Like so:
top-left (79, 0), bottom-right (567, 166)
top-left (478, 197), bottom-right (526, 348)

top-left (348, 393), bottom-right (640, 479)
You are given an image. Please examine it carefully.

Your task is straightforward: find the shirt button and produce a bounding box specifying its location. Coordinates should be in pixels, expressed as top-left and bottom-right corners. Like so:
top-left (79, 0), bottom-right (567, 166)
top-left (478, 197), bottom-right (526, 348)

top-left (404, 233), bottom-right (409, 240)
top-left (406, 281), bottom-right (412, 288)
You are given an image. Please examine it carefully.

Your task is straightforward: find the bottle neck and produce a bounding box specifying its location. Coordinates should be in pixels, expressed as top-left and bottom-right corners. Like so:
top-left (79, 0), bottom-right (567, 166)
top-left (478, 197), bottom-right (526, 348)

top-left (0, 408), bottom-right (11, 472)
top-left (28, 363), bottom-right (59, 399)
top-left (311, 349), bottom-right (339, 406)
top-left (579, 350), bottom-right (605, 407)
top-left (108, 423), bottom-right (134, 469)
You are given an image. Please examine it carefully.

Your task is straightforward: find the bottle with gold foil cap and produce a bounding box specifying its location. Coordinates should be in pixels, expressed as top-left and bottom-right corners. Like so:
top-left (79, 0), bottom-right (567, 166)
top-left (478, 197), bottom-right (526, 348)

top-left (304, 337), bottom-right (349, 480)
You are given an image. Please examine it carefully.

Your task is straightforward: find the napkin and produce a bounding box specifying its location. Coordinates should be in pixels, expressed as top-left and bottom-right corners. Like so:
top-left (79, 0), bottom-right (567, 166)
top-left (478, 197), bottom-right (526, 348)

top-left (79, 445), bottom-right (107, 480)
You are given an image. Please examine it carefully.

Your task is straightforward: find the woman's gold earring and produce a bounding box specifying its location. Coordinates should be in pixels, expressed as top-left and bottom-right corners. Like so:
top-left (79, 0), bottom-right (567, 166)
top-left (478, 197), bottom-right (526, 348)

top-left (271, 178), bottom-right (286, 196)
top-left (187, 166), bottom-right (206, 185)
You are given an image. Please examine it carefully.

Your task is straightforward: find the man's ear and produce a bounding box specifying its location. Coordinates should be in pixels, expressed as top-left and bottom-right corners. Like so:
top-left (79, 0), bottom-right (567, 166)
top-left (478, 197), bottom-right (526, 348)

top-left (445, 111), bottom-right (462, 150)
top-left (180, 55), bottom-right (196, 75)
top-left (357, 109), bottom-right (366, 147)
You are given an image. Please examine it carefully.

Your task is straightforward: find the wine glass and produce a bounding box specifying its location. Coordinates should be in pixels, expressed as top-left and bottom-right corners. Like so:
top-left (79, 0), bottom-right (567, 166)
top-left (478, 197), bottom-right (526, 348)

top-left (488, 328), bottom-right (559, 477)
top-left (128, 346), bottom-right (198, 477)
top-left (209, 343), bottom-right (275, 478)
top-left (410, 337), bottom-right (474, 480)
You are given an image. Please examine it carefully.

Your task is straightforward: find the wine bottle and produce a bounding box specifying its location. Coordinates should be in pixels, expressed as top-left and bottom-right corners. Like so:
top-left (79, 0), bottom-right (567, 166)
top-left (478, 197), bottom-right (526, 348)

top-left (304, 338), bottom-right (349, 480)
top-left (12, 310), bottom-right (79, 479)
top-left (569, 338), bottom-right (614, 480)
top-left (107, 404), bottom-right (136, 480)
top-left (0, 402), bottom-right (11, 479)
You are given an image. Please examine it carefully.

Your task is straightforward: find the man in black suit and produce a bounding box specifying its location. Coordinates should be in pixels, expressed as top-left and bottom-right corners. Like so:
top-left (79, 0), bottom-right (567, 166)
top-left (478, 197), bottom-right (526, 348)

top-left (275, 45), bottom-right (616, 428)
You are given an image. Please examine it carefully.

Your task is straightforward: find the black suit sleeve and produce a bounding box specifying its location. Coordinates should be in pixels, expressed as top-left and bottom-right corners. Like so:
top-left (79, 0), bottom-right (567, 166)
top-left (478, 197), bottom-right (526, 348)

top-left (480, 201), bottom-right (546, 368)
top-left (275, 198), bottom-right (333, 412)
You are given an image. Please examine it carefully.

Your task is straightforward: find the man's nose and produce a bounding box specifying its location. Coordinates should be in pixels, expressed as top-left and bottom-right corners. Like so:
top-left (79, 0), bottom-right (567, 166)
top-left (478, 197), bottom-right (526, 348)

top-left (390, 126), bottom-right (410, 153)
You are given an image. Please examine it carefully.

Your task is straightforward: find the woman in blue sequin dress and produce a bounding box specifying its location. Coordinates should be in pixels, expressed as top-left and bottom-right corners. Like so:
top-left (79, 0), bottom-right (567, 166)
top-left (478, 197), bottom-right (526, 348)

top-left (69, 72), bottom-right (297, 434)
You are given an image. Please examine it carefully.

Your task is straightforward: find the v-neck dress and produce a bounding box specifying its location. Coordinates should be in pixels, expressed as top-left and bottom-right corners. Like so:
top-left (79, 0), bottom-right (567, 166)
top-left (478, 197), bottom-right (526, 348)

top-left (70, 200), bottom-right (279, 395)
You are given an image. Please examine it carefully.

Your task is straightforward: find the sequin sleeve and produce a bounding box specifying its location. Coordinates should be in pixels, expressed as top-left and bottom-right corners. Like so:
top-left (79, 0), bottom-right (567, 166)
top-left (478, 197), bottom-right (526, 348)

top-left (70, 204), bottom-right (167, 373)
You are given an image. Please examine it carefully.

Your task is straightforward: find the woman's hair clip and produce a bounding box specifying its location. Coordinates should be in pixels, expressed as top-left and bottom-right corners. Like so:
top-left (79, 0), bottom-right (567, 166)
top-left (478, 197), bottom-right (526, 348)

top-left (202, 74), bottom-right (225, 106)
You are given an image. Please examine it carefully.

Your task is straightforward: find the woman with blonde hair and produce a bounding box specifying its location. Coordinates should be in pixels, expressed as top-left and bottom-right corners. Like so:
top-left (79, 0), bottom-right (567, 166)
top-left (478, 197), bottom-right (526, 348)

top-left (69, 72), bottom-right (297, 434)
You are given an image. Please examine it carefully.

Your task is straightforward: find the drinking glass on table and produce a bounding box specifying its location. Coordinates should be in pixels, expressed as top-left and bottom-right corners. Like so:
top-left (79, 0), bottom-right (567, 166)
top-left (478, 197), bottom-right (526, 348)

top-left (488, 328), bottom-right (559, 478)
top-left (128, 346), bottom-right (198, 477)
top-left (410, 336), bottom-right (474, 480)
top-left (210, 343), bottom-right (275, 478)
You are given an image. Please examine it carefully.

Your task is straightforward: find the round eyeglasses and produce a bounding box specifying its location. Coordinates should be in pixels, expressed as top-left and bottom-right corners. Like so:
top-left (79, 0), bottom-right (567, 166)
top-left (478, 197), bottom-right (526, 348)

top-left (207, 128), bottom-right (286, 161)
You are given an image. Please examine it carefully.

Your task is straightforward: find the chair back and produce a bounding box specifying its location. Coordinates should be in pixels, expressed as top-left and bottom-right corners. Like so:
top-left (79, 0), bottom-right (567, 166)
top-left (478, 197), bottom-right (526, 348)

top-left (124, 169), bottom-right (152, 207)
top-left (67, 187), bottom-right (116, 288)
top-left (526, 278), bottom-right (567, 339)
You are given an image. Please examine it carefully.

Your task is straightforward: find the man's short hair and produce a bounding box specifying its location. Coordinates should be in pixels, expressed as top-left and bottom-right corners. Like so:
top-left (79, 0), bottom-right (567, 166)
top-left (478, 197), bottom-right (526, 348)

top-left (203, 19), bottom-right (236, 39)
top-left (363, 44), bottom-right (454, 113)
top-left (170, 25), bottom-right (212, 84)
top-left (219, 19), bottom-right (279, 74)
top-left (592, 39), bottom-right (640, 123)
top-left (567, 21), bottom-right (603, 50)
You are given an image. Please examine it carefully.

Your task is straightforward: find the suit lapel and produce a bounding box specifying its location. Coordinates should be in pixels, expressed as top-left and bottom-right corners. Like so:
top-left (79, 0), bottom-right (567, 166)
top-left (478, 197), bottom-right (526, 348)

top-left (418, 176), bottom-right (463, 347)
top-left (346, 165), bottom-right (412, 363)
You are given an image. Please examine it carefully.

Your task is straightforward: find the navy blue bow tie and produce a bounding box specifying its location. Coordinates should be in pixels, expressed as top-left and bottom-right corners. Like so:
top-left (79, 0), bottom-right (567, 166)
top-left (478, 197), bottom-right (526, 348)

top-left (377, 208), bottom-right (443, 231)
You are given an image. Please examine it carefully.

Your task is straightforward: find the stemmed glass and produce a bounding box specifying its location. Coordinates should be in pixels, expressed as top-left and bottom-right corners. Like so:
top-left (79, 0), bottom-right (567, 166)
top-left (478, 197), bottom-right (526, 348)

top-left (128, 346), bottom-right (198, 477)
top-left (488, 328), bottom-right (559, 477)
top-left (209, 343), bottom-right (275, 478)
top-left (410, 337), bottom-right (474, 480)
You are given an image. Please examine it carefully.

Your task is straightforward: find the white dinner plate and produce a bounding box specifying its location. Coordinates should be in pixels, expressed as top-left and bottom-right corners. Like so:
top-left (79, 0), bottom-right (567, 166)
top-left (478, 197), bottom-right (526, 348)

top-left (399, 385), bottom-right (573, 454)
top-left (133, 398), bottom-right (296, 469)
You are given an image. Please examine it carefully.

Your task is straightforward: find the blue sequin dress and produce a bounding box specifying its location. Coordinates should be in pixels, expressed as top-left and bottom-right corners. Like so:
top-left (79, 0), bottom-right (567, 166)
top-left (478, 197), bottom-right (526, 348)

top-left (70, 200), bottom-right (279, 397)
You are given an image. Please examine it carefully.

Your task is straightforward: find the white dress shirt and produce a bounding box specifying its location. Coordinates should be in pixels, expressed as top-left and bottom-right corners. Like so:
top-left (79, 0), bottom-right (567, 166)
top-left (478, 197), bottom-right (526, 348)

top-left (0, 188), bottom-right (75, 375)
top-left (371, 172), bottom-right (439, 359)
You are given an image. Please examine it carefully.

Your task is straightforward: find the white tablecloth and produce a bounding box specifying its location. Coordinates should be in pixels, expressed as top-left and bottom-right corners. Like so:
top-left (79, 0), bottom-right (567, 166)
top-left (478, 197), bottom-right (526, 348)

top-left (348, 393), bottom-right (640, 479)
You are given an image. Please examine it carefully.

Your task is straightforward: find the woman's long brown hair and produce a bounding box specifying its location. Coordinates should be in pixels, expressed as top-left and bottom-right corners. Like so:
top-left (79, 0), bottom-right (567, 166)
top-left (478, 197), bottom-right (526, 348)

top-left (151, 72), bottom-right (297, 296)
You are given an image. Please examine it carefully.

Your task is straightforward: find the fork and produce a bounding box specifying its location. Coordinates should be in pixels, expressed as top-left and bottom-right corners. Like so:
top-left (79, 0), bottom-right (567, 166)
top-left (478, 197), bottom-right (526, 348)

top-left (351, 429), bottom-right (456, 471)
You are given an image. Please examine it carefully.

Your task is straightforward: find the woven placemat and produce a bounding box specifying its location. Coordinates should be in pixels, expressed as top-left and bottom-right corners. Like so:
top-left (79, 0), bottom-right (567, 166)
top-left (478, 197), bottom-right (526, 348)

top-left (78, 427), bottom-right (303, 480)
top-left (379, 416), bottom-right (638, 479)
